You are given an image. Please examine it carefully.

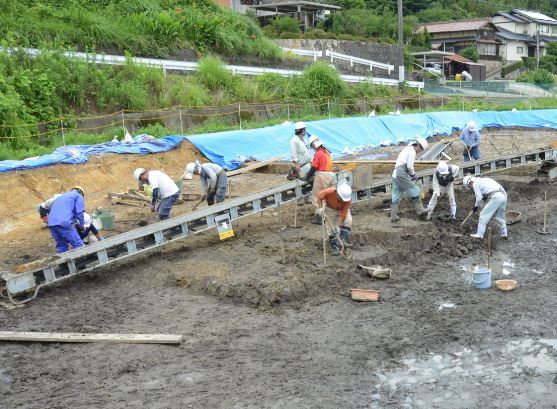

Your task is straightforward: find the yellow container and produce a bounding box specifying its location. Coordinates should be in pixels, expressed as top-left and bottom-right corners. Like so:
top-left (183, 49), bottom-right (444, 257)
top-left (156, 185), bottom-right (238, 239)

top-left (455, 73), bottom-right (462, 81)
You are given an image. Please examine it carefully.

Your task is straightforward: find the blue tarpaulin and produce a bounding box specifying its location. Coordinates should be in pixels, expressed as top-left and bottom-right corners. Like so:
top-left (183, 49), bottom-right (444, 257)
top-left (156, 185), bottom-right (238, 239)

top-left (2, 109), bottom-right (557, 173)
top-left (0, 135), bottom-right (183, 173)
top-left (185, 109), bottom-right (557, 170)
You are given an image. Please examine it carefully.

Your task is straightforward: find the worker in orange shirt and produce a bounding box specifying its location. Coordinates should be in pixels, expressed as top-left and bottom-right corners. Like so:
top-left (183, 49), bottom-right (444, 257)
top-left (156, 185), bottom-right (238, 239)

top-left (303, 135), bottom-right (336, 224)
top-left (317, 181), bottom-right (353, 256)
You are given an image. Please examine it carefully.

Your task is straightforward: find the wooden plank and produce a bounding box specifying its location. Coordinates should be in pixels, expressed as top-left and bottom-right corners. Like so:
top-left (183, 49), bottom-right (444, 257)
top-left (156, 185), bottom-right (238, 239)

top-left (333, 159), bottom-right (439, 164)
top-left (0, 331), bottom-right (183, 344)
top-left (226, 156), bottom-right (283, 177)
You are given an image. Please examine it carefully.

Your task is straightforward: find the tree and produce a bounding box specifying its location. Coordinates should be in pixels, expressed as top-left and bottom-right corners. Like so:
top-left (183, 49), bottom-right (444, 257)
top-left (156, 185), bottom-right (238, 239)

top-left (460, 46), bottom-right (479, 62)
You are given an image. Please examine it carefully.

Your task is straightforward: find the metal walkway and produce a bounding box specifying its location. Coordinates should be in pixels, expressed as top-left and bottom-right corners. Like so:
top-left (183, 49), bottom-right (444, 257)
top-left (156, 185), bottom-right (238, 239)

top-left (1, 147), bottom-right (555, 304)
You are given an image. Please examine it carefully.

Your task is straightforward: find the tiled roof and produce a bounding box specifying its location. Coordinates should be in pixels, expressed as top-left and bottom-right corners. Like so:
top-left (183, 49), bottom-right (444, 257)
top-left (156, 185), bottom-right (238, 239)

top-left (495, 27), bottom-right (530, 41)
top-left (420, 19), bottom-right (490, 34)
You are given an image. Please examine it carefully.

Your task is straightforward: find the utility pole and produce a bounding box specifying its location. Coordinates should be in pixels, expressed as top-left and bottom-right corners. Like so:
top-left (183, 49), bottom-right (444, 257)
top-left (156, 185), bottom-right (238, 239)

top-left (536, 30), bottom-right (540, 69)
top-left (397, 0), bottom-right (405, 82)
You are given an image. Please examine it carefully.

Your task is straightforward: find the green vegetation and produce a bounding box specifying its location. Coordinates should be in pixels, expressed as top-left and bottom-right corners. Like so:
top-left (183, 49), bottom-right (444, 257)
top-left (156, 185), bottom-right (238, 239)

top-left (501, 61), bottom-right (524, 78)
top-left (0, 0), bottom-right (281, 59)
top-left (516, 68), bottom-right (555, 86)
top-left (460, 47), bottom-right (479, 63)
top-left (0, 50), bottom-right (414, 158)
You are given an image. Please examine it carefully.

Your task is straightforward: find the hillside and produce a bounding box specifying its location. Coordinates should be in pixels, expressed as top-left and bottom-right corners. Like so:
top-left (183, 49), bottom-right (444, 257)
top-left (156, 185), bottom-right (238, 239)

top-left (0, 0), bottom-right (280, 59)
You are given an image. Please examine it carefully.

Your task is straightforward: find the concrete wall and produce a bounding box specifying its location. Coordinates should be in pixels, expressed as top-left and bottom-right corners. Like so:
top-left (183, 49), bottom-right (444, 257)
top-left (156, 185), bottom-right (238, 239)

top-left (275, 39), bottom-right (402, 79)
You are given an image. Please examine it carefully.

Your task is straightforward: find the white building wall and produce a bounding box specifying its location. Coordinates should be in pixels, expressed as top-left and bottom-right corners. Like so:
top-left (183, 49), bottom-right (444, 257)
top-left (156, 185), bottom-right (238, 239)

top-left (501, 40), bottom-right (528, 62)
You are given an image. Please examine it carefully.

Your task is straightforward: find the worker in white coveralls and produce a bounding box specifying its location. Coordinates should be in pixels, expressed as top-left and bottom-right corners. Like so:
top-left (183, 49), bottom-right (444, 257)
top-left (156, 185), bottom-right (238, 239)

top-left (463, 175), bottom-right (508, 239)
top-left (289, 121), bottom-right (312, 179)
top-left (317, 180), bottom-right (352, 256)
top-left (303, 135), bottom-right (335, 225)
top-left (390, 137), bottom-right (429, 223)
top-left (38, 193), bottom-right (62, 224)
top-left (134, 168), bottom-right (180, 220)
top-left (426, 161), bottom-right (459, 221)
top-left (183, 161), bottom-right (228, 206)
top-left (74, 213), bottom-right (104, 244)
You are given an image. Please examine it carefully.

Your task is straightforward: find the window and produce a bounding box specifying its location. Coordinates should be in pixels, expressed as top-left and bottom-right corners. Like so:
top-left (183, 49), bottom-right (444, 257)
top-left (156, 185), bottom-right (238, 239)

top-left (552, 26), bottom-right (557, 34)
top-left (478, 43), bottom-right (497, 56)
top-left (517, 46), bottom-right (524, 55)
top-left (540, 25), bottom-right (549, 33)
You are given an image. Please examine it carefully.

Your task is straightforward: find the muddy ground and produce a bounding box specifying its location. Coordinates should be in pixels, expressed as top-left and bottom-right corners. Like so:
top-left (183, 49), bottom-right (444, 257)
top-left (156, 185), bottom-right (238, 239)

top-left (0, 129), bottom-right (556, 408)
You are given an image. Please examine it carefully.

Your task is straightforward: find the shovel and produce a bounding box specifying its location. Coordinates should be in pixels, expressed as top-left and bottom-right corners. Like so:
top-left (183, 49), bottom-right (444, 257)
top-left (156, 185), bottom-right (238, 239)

top-left (537, 190), bottom-right (551, 235)
top-left (323, 212), bottom-right (353, 260)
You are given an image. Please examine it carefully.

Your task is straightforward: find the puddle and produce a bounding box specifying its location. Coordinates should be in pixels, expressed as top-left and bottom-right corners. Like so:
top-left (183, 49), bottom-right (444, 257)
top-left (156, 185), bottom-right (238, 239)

top-left (371, 338), bottom-right (557, 407)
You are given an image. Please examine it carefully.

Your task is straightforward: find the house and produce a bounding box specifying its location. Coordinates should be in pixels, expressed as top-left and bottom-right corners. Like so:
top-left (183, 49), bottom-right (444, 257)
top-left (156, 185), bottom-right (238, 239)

top-left (249, 1), bottom-right (341, 32)
top-left (418, 18), bottom-right (500, 61)
top-left (492, 9), bottom-right (557, 63)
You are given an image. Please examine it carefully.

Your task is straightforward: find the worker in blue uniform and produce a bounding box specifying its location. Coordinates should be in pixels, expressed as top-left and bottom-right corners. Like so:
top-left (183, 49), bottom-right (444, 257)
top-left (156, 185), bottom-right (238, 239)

top-left (47, 187), bottom-right (86, 253)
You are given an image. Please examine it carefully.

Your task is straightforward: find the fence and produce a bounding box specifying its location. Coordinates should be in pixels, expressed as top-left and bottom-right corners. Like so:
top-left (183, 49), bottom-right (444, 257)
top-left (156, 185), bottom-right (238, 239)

top-left (2, 94), bottom-right (557, 147)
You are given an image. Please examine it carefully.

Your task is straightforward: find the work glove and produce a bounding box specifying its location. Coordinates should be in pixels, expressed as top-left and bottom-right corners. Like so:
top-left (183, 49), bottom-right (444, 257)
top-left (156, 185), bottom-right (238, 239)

top-left (410, 173), bottom-right (419, 182)
top-left (150, 204), bottom-right (156, 213)
top-left (317, 207), bottom-right (325, 217)
top-left (98, 235), bottom-right (104, 241)
top-left (472, 206), bottom-right (479, 213)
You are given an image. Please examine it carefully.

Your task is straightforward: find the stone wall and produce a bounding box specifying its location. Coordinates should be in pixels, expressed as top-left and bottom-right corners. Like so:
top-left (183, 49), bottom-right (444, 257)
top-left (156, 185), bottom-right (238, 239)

top-left (275, 39), bottom-right (402, 79)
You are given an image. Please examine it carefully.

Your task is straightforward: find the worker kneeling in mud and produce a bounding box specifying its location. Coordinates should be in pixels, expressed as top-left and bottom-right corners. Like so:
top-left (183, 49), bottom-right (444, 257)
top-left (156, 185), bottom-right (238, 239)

top-left (303, 135), bottom-right (335, 225)
top-left (134, 168), bottom-right (180, 220)
top-left (426, 161), bottom-right (459, 221)
top-left (463, 175), bottom-right (508, 239)
top-left (183, 161), bottom-right (227, 206)
top-left (74, 213), bottom-right (104, 244)
top-left (317, 181), bottom-right (353, 256)
top-left (47, 187), bottom-right (86, 253)
top-left (391, 137), bottom-right (428, 222)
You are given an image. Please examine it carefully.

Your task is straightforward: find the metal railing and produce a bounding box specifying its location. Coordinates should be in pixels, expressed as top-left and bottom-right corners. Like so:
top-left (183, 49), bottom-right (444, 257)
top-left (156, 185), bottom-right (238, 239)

top-left (5, 47), bottom-right (423, 89)
top-left (325, 50), bottom-right (394, 74)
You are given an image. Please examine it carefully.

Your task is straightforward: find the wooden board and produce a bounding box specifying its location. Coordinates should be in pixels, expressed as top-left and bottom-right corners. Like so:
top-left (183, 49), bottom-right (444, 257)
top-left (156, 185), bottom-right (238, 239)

top-left (0, 331), bottom-right (183, 344)
top-left (226, 156), bottom-right (283, 177)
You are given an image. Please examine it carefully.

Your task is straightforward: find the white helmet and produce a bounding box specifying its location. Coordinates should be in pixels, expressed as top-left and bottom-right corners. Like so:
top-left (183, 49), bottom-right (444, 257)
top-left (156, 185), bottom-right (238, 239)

top-left (415, 137), bottom-right (428, 150)
top-left (295, 121), bottom-right (306, 130)
top-left (463, 175), bottom-right (476, 188)
top-left (133, 168), bottom-right (146, 181)
top-left (182, 163), bottom-right (196, 180)
top-left (308, 135), bottom-right (322, 148)
top-left (437, 161), bottom-right (449, 175)
top-left (467, 120), bottom-right (476, 131)
top-left (337, 182), bottom-right (352, 202)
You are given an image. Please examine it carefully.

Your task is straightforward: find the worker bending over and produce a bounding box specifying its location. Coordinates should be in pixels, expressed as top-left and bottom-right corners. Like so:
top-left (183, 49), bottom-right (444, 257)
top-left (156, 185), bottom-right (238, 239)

top-left (426, 161), bottom-right (459, 221)
top-left (289, 121), bottom-right (312, 179)
top-left (463, 175), bottom-right (508, 239)
top-left (460, 120), bottom-right (481, 162)
top-left (134, 168), bottom-right (180, 220)
top-left (75, 213), bottom-right (104, 243)
top-left (317, 181), bottom-right (352, 256)
top-left (183, 161), bottom-right (228, 206)
top-left (47, 187), bottom-right (86, 253)
top-left (390, 137), bottom-right (428, 223)
top-left (304, 135), bottom-right (335, 224)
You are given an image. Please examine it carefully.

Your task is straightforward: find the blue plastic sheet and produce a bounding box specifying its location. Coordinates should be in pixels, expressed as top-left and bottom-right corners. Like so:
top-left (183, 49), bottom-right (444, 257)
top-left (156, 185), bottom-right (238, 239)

top-left (3, 109), bottom-right (557, 173)
top-left (0, 135), bottom-right (183, 173)
top-left (185, 109), bottom-right (557, 170)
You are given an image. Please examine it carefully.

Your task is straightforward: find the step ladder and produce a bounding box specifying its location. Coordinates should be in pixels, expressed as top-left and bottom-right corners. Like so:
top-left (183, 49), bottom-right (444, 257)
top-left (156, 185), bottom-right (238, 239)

top-left (1, 147), bottom-right (555, 304)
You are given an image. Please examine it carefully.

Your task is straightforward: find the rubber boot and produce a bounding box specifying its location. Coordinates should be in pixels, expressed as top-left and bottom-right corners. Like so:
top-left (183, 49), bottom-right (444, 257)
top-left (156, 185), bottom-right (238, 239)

top-left (413, 196), bottom-right (427, 217)
top-left (500, 225), bottom-right (508, 240)
top-left (339, 226), bottom-right (352, 247)
top-left (312, 213), bottom-right (323, 225)
top-left (471, 223), bottom-right (487, 239)
top-left (450, 204), bottom-right (457, 220)
top-left (390, 203), bottom-right (400, 223)
top-left (329, 236), bottom-right (340, 256)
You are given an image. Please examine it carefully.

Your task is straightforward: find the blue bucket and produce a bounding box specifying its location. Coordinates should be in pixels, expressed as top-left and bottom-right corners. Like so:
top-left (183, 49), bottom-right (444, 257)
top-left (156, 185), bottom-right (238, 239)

top-left (472, 267), bottom-right (492, 289)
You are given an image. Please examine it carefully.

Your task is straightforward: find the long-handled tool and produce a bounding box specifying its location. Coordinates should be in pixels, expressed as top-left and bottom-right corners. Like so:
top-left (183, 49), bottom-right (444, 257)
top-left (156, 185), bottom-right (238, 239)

top-left (323, 212), bottom-right (352, 260)
top-left (538, 190), bottom-right (551, 235)
top-left (460, 210), bottom-right (474, 228)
